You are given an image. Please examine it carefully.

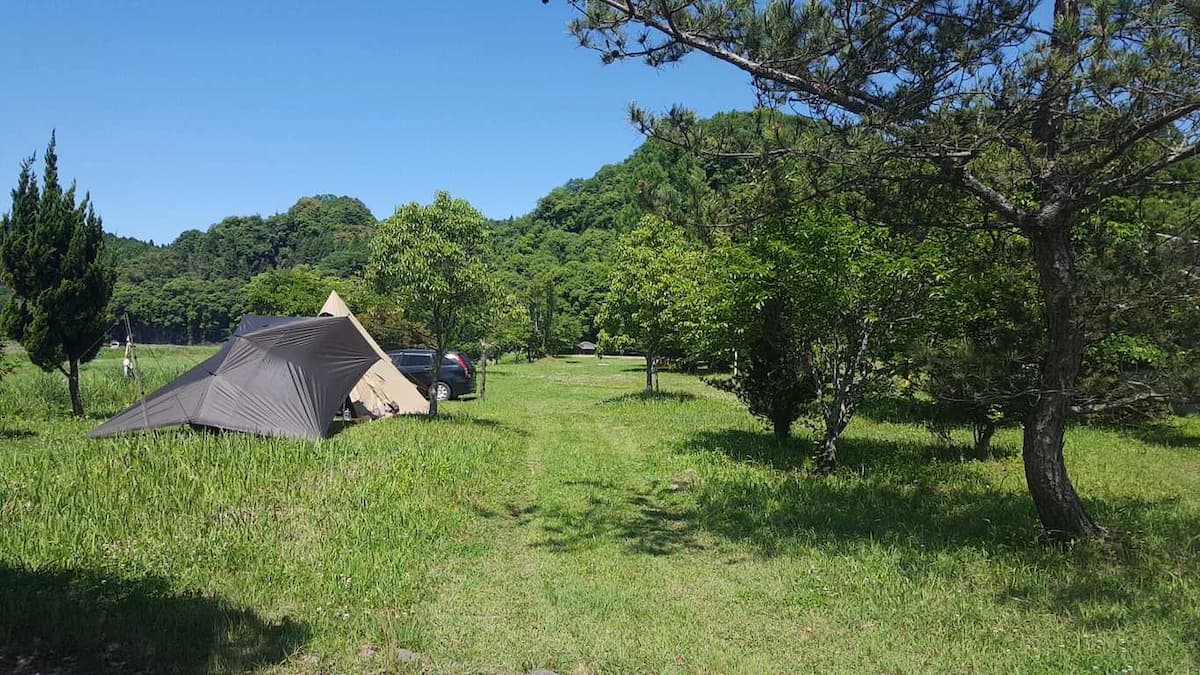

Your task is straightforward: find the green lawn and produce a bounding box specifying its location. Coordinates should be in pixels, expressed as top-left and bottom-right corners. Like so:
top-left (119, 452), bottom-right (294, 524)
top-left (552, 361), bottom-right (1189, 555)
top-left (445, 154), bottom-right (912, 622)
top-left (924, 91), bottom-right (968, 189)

top-left (0, 348), bottom-right (1197, 673)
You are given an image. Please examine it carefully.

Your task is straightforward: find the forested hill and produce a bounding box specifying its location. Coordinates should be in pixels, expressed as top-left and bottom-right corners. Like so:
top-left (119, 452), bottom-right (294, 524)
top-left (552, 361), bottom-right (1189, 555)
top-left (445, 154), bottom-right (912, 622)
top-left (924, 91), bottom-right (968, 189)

top-left (113, 194), bottom-right (375, 283)
top-left (488, 111), bottom-right (770, 352)
top-left (96, 111), bottom-right (762, 346)
top-left (107, 194), bottom-right (376, 343)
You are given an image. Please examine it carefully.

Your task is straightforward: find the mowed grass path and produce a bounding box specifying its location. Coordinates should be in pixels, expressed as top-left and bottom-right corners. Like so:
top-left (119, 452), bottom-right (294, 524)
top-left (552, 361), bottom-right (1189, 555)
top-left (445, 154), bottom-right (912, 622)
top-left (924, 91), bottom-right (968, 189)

top-left (0, 349), bottom-right (1198, 672)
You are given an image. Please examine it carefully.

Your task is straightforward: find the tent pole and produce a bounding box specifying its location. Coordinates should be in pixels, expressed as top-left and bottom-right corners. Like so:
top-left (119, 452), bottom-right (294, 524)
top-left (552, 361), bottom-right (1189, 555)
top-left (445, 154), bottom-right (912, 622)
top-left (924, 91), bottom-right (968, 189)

top-left (124, 313), bottom-right (151, 431)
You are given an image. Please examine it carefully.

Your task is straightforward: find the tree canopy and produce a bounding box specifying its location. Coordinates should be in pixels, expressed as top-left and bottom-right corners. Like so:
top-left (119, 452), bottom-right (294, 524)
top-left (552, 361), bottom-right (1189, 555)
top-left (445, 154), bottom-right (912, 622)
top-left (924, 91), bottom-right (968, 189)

top-left (368, 191), bottom-right (492, 415)
top-left (597, 215), bottom-right (703, 392)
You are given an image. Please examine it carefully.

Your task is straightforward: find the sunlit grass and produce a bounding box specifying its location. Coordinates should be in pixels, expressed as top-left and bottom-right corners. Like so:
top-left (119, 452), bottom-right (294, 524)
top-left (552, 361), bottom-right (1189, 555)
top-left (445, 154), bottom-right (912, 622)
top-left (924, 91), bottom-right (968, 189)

top-left (0, 352), bottom-right (1197, 672)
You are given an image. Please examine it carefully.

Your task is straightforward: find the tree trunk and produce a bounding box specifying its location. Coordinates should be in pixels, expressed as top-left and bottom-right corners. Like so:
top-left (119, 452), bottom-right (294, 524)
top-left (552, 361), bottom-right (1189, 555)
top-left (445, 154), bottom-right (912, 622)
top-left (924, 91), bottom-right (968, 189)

top-left (973, 420), bottom-right (996, 455)
top-left (429, 348), bottom-right (442, 417)
top-left (1025, 225), bottom-right (1104, 540)
top-left (67, 359), bottom-right (85, 418)
top-left (771, 413), bottom-right (792, 442)
top-left (479, 344), bottom-right (489, 401)
top-left (644, 354), bottom-right (654, 394)
top-left (813, 394), bottom-right (851, 475)
top-left (814, 431), bottom-right (837, 475)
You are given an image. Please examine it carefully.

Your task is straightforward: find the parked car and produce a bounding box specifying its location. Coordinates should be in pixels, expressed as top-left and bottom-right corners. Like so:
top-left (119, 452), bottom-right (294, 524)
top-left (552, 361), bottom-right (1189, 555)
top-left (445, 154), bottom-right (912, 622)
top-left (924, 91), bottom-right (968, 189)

top-left (387, 349), bottom-right (476, 401)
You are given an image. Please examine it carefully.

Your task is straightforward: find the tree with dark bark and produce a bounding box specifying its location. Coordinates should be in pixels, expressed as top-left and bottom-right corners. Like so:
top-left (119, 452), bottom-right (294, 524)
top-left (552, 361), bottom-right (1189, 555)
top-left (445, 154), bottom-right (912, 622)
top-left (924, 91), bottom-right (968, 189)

top-left (915, 198), bottom-right (1200, 450)
top-left (0, 134), bottom-right (114, 417)
top-left (561, 0), bottom-right (1200, 540)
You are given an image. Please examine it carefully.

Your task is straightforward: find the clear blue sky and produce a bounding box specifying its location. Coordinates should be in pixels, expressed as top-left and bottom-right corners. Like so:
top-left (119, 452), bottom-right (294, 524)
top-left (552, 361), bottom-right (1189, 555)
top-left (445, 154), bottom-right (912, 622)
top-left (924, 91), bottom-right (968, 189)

top-left (0, 2), bottom-right (753, 243)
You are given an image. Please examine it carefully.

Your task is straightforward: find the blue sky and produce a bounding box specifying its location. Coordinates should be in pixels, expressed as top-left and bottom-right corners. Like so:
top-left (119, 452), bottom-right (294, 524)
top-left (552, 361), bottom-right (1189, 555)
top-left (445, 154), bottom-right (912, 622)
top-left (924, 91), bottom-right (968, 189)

top-left (0, 2), bottom-right (753, 243)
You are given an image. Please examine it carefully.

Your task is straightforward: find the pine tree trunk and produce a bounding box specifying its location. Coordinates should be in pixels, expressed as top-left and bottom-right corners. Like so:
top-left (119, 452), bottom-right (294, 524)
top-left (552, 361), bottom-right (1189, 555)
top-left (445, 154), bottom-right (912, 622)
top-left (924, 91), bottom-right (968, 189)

top-left (67, 359), bottom-right (85, 418)
top-left (1025, 225), bottom-right (1104, 540)
top-left (644, 354), bottom-right (654, 394)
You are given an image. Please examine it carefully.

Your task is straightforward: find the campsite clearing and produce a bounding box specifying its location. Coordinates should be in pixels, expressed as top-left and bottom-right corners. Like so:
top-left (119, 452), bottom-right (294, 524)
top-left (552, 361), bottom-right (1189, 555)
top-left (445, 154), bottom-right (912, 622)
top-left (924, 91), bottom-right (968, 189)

top-left (0, 350), bottom-right (1198, 672)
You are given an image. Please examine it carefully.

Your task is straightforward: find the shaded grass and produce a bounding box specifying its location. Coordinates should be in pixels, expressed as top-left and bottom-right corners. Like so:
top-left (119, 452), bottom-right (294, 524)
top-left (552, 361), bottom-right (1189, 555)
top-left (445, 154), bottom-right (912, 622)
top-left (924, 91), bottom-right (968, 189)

top-left (597, 390), bottom-right (698, 405)
top-left (0, 564), bottom-right (307, 673)
top-left (0, 351), bottom-right (1197, 672)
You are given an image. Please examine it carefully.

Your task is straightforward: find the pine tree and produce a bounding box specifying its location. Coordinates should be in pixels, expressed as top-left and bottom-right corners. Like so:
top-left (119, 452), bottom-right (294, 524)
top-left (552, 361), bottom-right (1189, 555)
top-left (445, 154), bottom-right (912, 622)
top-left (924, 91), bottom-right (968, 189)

top-left (565, 0), bottom-right (1200, 541)
top-left (1, 133), bottom-right (114, 417)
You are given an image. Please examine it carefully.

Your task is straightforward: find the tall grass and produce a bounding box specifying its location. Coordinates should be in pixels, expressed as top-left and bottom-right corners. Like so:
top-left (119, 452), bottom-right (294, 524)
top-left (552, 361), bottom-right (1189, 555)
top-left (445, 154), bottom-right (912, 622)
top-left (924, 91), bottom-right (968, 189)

top-left (0, 352), bottom-right (1197, 672)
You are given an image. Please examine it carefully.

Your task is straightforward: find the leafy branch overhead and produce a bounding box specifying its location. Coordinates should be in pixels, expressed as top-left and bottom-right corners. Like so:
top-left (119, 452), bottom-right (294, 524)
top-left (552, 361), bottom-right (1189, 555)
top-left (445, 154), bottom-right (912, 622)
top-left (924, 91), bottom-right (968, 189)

top-left (568, 0), bottom-right (1200, 220)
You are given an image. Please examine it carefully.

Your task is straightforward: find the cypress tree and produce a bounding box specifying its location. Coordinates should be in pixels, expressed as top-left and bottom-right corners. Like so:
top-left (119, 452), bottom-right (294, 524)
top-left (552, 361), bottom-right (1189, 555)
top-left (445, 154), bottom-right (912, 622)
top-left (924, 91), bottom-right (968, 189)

top-left (1, 133), bottom-right (114, 416)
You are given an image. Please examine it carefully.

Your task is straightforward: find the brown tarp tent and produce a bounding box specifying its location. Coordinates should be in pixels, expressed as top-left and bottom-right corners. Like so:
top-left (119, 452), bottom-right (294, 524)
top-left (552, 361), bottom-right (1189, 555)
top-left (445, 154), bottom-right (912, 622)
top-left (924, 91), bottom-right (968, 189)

top-left (89, 315), bottom-right (380, 440)
top-left (318, 291), bottom-right (429, 417)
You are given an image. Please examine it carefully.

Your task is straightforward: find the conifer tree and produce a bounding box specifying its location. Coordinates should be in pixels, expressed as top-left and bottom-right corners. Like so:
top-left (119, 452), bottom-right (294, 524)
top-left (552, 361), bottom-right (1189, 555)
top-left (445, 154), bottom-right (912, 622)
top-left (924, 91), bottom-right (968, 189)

top-left (1, 133), bottom-right (114, 417)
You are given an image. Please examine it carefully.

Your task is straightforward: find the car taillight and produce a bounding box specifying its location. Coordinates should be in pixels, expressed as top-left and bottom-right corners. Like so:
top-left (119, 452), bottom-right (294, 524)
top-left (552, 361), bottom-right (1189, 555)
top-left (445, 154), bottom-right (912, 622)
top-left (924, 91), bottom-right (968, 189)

top-left (450, 353), bottom-right (470, 373)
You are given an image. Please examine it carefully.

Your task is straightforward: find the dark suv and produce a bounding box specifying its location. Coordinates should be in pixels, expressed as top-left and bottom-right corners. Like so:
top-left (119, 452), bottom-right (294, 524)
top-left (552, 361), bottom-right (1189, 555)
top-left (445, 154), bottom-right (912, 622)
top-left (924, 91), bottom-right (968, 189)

top-left (388, 349), bottom-right (476, 401)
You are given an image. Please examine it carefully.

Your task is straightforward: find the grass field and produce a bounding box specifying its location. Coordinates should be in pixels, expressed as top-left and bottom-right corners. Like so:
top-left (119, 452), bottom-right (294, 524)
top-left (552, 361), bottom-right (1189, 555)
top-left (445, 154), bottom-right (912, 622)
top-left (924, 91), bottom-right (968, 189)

top-left (0, 346), bottom-right (1198, 673)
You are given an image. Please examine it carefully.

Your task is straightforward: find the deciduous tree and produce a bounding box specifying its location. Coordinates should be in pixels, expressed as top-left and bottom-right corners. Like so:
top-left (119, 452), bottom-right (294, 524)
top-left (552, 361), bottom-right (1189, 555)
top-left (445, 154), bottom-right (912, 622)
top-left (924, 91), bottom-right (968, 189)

top-left (368, 191), bottom-right (491, 415)
top-left (597, 216), bottom-right (702, 393)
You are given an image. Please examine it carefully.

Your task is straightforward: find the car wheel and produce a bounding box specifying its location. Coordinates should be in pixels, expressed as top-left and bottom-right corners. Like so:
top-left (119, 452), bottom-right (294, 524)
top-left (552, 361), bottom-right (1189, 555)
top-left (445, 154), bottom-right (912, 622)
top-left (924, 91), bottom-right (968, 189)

top-left (433, 381), bottom-right (452, 401)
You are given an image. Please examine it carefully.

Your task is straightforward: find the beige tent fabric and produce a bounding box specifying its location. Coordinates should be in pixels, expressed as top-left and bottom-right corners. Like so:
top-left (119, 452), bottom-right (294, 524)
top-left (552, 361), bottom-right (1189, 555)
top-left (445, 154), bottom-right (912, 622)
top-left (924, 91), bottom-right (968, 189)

top-left (319, 291), bottom-right (429, 416)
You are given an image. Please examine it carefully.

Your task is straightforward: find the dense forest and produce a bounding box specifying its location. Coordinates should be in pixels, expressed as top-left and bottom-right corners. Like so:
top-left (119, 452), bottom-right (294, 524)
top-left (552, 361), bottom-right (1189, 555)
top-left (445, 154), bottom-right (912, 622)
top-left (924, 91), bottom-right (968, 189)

top-left (92, 112), bottom-right (760, 350)
top-left (106, 194), bottom-right (382, 343)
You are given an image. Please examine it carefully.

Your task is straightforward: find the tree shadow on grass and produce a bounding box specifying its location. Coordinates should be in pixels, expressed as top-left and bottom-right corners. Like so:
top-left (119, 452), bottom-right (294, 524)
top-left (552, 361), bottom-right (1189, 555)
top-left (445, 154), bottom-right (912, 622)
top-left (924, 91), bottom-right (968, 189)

top-left (1115, 422), bottom-right (1200, 449)
top-left (524, 478), bottom-right (704, 556)
top-left (598, 391), bottom-right (697, 405)
top-left (684, 429), bottom-right (811, 472)
top-left (674, 427), bottom-right (1200, 660)
top-left (705, 463), bottom-right (1040, 553)
top-left (0, 427), bottom-right (35, 440)
top-left (401, 412), bottom-right (529, 437)
top-left (857, 395), bottom-right (933, 425)
top-left (678, 429), bottom-right (1195, 551)
top-left (682, 429), bottom-right (1015, 474)
top-left (0, 564), bottom-right (307, 674)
